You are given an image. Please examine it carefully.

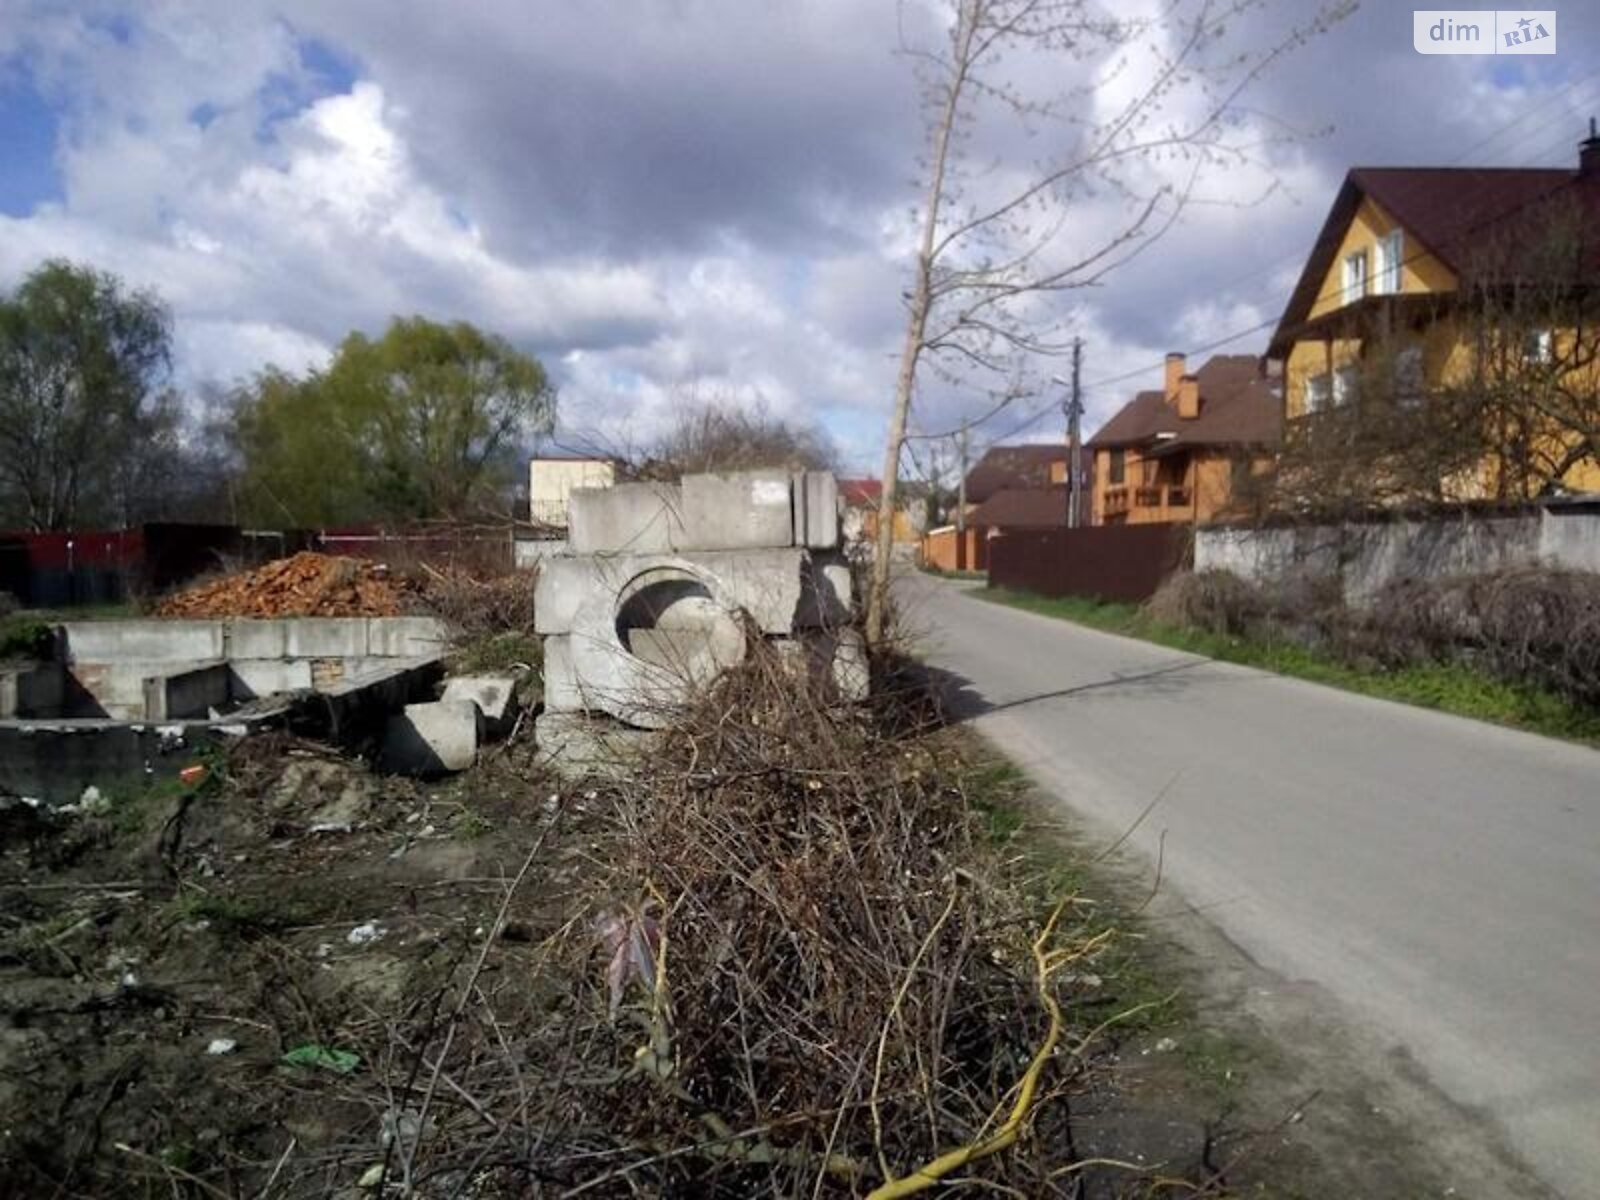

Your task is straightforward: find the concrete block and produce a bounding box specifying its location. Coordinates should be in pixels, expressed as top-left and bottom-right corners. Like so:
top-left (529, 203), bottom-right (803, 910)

top-left (441, 673), bottom-right (522, 737)
top-left (381, 699), bottom-right (480, 775)
top-left (534, 712), bottom-right (658, 779)
top-left (143, 661), bottom-right (232, 720)
top-left (226, 619), bottom-right (288, 660)
top-left (829, 628), bottom-right (870, 703)
top-left (284, 618), bottom-right (369, 659)
top-left (569, 482), bottom-right (684, 554)
top-left (0, 664), bottom-right (66, 718)
top-left (229, 659), bottom-right (314, 699)
top-left (679, 470), bottom-right (794, 551)
top-left (62, 620), bottom-right (224, 664)
top-left (537, 549), bottom-right (815, 636)
top-left (534, 556), bottom-right (595, 634)
top-left (795, 471), bottom-right (840, 550)
top-left (568, 572), bottom-right (747, 730)
top-left (541, 635), bottom-right (585, 712)
top-left (368, 617), bottom-right (450, 657)
top-left (798, 556), bottom-right (853, 627)
top-left (513, 537), bottom-right (568, 570)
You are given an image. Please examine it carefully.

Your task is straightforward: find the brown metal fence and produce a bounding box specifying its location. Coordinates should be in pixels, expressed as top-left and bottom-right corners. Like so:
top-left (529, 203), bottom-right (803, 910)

top-left (987, 522), bottom-right (1191, 604)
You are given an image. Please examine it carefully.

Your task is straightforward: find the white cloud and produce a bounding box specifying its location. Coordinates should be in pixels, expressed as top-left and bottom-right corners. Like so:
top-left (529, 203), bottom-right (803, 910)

top-left (1, 0), bottom-right (1594, 470)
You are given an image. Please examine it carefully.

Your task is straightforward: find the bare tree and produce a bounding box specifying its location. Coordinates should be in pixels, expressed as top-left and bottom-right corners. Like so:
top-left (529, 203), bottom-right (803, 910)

top-left (865, 0), bottom-right (1352, 642)
top-left (640, 394), bottom-right (839, 480)
top-left (1452, 203), bottom-right (1600, 496)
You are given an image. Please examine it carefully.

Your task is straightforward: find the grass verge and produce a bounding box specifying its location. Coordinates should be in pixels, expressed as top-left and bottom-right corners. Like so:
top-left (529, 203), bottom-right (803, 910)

top-left (979, 586), bottom-right (1600, 744)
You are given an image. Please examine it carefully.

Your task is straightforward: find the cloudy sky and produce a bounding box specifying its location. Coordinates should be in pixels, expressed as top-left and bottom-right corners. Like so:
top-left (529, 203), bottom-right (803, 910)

top-left (0, 1), bottom-right (1594, 472)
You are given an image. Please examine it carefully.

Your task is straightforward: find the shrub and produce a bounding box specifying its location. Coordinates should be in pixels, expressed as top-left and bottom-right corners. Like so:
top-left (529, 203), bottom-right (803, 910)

top-left (1145, 569), bottom-right (1265, 637)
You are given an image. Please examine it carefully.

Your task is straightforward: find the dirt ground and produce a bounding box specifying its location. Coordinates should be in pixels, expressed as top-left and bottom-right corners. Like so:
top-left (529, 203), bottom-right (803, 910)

top-left (0, 733), bottom-right (577, 1197)
top-left (0, 715), bottom-right (1500, 1197)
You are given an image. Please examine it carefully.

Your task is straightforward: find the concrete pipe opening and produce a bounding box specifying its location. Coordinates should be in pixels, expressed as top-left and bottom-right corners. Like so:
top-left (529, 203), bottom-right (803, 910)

top-left (613, 567), bottom-right (746, 686)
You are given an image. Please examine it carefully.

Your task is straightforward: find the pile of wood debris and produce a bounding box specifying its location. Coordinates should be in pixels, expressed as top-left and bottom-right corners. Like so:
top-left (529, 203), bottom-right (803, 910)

top-left (154, 552), bottom-right (414, 618)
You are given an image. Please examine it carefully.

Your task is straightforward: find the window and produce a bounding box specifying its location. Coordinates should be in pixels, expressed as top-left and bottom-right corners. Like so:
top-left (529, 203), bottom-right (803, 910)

top-left (1333, 366), bottom-right (1360, 407)
top-left (1525, 329), bottom-right (1553, 363)
top-left (1342, 250), bottom-right (1368, 305)
top-left (1393, 346), bottom-right (1424, 407)
top-left (1375, 230), bottom-right (1403, 295)
top-left (1305, 372), bottom-right (1332, 413)
top-left (1108, 447), bottom-right (1125, 485)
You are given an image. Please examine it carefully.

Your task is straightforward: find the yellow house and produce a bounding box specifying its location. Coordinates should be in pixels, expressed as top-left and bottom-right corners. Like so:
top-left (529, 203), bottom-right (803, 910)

top-left (1087, 354), bottom-right (1280, 525)
top-left (1266, 130), bottom-right (1600, 500)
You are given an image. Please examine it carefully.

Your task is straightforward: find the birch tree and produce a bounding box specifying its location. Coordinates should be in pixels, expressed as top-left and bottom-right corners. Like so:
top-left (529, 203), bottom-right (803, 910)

top-left (865, 0), bottom-right (1351, 642)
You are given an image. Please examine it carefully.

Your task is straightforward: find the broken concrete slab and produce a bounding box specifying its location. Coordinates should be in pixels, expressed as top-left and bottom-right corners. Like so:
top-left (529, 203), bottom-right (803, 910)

top-left (534, 711), bottom-right (658, 778)
top-left (440, 674), bottom-right (522, 738)
top-left (382, 699), bottom-right (481, 775)
top-left (568, 482), bottom-right (685, 555)
top-left (679, 470), bottom-right (793, 551)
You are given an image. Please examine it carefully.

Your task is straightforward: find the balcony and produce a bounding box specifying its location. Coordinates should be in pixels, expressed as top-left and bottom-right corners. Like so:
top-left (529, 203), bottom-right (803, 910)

top-left (1167, 487), bottom-right (1190, 507)
top-left (1134, 487), bottom-right (1163, 508)
top-left (1103, 487), bottom-right (1129, 514)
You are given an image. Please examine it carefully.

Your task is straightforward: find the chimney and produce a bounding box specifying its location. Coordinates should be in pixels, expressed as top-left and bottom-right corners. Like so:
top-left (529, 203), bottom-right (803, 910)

top-left (1177, 374), bottom-right (1200, 420)
top-left (1582, 117), bottom-right (1600, 177)
top-left (1164, 352), bottom-right (1185, 403)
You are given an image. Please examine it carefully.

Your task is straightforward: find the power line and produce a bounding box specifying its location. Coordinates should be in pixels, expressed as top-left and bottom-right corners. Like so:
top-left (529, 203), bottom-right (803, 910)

top-left (1446, 68), bottom-right (1600, 165)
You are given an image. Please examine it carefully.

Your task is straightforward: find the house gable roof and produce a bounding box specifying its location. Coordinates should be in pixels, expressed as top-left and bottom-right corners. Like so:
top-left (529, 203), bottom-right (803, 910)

top-left (1267, 165), bottom-right (1592, 357)
top-left (963, 443), bottom-right (1090, 503)
top-left (967, 485), bottom-right (1071, 530)
top-left (1087, 355), bottom-right (1280, 450)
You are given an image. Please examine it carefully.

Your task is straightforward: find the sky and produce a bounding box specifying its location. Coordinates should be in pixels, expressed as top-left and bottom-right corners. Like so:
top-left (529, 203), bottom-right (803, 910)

top-left (0, 1), bottom-right (1595, 474)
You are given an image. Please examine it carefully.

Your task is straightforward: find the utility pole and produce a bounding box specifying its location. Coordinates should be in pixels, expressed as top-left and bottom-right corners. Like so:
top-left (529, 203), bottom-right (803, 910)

top-left (954, 419), bottom-right (969, 570)
top-left (1064, 338), bottom-right (1084, 528)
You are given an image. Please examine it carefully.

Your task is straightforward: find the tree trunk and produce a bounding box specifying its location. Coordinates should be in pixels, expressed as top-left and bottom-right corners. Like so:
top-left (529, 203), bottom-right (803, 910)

top-left (866, 272), bottom-right (931, 644)
top-left (864, 1), bottom-right (973, 645)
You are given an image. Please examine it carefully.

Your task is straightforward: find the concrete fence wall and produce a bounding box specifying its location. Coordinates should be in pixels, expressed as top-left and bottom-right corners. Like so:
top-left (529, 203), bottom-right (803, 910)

top-left (1195, 502), bottom-right (1600, 603)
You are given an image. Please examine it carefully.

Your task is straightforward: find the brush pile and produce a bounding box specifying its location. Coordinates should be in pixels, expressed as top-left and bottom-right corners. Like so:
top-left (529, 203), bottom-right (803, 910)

top-left (154, 552), bottom-right (414, 618)
top-left (366, 642), bottom-right (1132, 1197)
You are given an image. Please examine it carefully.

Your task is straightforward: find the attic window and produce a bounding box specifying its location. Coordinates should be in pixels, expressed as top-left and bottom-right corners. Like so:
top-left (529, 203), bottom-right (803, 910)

top-left (1342, 250), bottom-right (1368, 305)
top-left (1375, 230), bottom-right (1403, 295)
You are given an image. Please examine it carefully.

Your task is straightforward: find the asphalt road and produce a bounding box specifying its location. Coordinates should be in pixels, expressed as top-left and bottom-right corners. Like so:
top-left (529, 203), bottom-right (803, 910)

top-left (902, 574), bottom-right (1600, 1199)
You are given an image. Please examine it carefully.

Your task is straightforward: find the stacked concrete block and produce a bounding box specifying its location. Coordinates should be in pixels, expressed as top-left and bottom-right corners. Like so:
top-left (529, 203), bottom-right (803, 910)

top-left (535, 470), bottom-right (867, 775)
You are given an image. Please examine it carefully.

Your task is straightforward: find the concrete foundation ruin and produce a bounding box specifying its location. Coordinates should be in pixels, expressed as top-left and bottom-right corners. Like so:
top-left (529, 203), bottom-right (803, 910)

top-left (1, 616), bottom-right (450, 803)
top-left (534, 469), bottom-right (867, 774)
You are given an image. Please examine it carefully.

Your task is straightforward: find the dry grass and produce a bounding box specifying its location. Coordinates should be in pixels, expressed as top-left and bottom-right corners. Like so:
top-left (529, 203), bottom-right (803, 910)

top-left (279, 643), bottom-right (1211, 1198)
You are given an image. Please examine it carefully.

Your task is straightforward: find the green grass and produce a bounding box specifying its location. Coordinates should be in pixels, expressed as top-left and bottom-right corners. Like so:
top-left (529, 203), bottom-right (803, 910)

top-left (980, 586), bottom-right (1600, 744)
top-left (450, 630), bottom-right (541, 674)
top-left (0, 615), bottom-right (54, 661)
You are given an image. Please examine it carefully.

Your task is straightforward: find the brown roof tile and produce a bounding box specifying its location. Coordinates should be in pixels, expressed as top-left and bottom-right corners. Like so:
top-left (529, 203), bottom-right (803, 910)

top-left (963, 443), bottom-right (1090, 503)
top-left (1269, 164), bottom-right (1600, 355)
top-left (967, 485), bottom-right (1072, 529)
top-left (1087, 355), bottom-right (1280, 449)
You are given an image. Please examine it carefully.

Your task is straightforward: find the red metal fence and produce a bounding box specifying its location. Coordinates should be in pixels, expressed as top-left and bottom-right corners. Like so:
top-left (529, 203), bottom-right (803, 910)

top-left (987, 522), bottom-right (1191, 604)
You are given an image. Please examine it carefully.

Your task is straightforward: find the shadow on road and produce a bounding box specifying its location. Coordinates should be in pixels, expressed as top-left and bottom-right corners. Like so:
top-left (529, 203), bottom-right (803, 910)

top-left (923, 659), bottom-right (1210, 723)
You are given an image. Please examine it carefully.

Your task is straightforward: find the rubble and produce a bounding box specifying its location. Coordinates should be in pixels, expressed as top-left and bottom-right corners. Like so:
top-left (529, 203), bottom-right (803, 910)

top-left (155, 552), bottom-right (413, 618)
